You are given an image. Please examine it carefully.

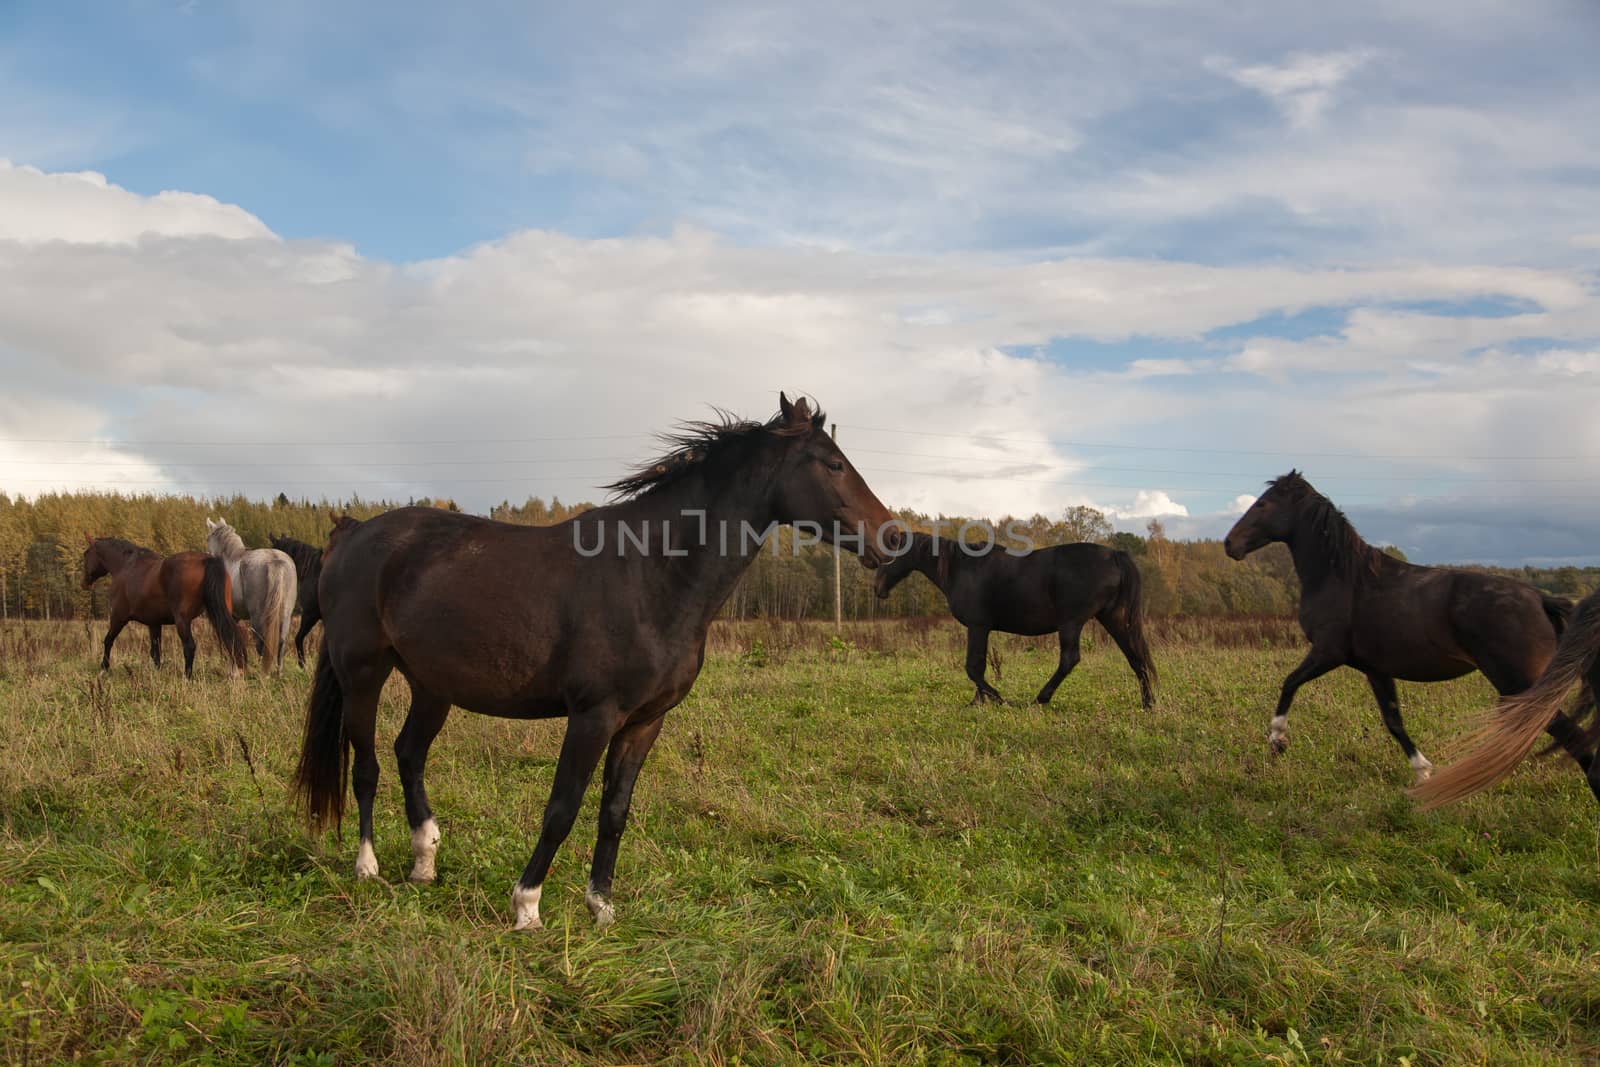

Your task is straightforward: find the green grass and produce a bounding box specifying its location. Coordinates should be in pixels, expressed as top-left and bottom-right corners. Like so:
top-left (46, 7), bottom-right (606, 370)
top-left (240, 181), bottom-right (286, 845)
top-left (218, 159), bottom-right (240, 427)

top-left (2, 618), bottom-right (1598, 1065)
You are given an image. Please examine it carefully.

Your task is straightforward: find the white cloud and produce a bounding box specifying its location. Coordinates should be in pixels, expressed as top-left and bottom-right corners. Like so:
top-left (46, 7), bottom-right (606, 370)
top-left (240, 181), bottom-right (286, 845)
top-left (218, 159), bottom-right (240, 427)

top-left (1207, 49), bottom-right (1377, 128)
top-left (1, 164), bottom-right (1598, 561)
top-left (0, 161), bottom-right (275, 245)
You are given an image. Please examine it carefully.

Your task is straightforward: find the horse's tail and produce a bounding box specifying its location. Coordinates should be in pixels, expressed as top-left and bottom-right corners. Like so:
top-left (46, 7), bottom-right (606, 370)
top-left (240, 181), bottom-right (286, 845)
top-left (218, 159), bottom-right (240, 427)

top-left (258, 561), bottom-right (293, 674)
top-left (293, 641), bottom-right (347, 831)
top-left (201, 557), bottom-right (246, 670)
top-left (1413, 593), bottom-right (1600, 810)
top-left (1108, 550), bottom-right (1158, 707)
top-left (1543, 594), bottom-right (1573, 638)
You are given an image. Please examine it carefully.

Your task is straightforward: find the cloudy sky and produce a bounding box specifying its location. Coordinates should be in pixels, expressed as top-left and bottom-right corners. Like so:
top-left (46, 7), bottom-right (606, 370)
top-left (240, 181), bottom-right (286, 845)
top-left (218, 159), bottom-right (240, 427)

top-left (2, 0), bottom-right (1598, 563)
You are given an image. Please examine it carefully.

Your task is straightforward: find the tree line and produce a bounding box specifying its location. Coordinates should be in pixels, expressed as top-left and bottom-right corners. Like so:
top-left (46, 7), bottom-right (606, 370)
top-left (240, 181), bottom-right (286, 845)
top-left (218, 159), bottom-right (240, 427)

top-left (1, 490), bottom-right (1594, 622)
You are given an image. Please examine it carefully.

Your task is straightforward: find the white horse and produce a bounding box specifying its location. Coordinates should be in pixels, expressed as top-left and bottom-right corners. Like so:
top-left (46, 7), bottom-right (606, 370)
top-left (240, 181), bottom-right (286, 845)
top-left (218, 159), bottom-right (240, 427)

top-left (205, 517), bottom-right (297, 674)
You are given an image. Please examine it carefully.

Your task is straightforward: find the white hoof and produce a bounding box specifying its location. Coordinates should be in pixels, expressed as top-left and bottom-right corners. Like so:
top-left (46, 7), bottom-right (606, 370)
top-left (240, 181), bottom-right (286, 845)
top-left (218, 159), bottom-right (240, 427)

top-left (1268, 715), bottom-right (1289, 755)
top-left (1410, 752), bottom-right (1435, 783)
top-left (586, 885), bottom-right (615, 929)
top-left (354, 840), bottom-right (380, 880)
top-left (511, 884), bottom-right (543, 931)
top-left (408, 818), bottom-right (440, 883)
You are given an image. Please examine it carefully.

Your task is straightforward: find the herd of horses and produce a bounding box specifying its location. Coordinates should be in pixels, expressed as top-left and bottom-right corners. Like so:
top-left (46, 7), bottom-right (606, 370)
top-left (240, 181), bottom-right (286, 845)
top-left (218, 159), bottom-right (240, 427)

top-left (76, 394), bottom-right (1600, 930)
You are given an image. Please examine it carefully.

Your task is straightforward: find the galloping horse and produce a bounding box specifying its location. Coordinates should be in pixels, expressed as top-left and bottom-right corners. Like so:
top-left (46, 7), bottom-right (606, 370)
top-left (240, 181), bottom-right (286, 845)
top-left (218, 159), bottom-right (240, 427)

top-left (206, 519), bottom-right (296, 673)
top-left (873, 533), bottom-right (1156, 709)
top-left (1224, 471), bottom-right (1577, 783)
top-left (1414, 587), bottom-right (1600, 808)
top-left (270, 514), bottom-right (366, 667)
top-left (295, 394), bottom-right (902, 930)
top-left (81, 535), bottom-right (246, 677)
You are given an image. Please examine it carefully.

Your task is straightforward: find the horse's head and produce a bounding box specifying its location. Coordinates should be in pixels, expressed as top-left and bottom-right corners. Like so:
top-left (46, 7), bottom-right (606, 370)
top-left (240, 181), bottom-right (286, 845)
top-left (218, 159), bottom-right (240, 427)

top-left (874, 533), bottom-right (937, 598)
top-left (81, 534), bottom-right (107, 589)
top-left (1224, 471), bottom-right (1303, 560)
top-left (769, 392), bottom-right (904, 568)
top-left (205, 516), bottom-right (233, 555)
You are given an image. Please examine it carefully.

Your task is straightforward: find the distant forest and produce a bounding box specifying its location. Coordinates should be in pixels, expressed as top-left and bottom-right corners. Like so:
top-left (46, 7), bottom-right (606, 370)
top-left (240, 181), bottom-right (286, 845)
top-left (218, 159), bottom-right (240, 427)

top-left (2, 490), bottom-right (1595, 621)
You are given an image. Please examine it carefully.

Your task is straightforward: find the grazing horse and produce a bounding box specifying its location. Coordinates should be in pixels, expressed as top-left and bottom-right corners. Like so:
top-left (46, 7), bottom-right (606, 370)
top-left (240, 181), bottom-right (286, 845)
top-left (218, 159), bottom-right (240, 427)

top-left (81, 535), bottom-right (246, 677)
top-left (1414, 588), bottom-right (1600, 808)
top-left (294, 394), bottom-right (902, 930)
top-left (873, 533), bottom-right (1156, 708)
top-left (270, 514), bottom-right (367, 666)
top-left (1223, 471), bottom-right (1577, 783)
top-left (206, 518), bottom-right (297, 674)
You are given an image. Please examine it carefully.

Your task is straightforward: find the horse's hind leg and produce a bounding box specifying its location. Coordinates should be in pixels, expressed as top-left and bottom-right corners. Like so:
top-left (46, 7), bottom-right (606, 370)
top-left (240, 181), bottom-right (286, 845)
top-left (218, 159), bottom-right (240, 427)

top-left (1035, 621), bottom-right (1084, 706)
top-left (1101, 611), bottom-right (1156, 710)
top-left (965, 627), bottom-right (1003, 704)
top-left (175, 618), bottom-right (197, 678)
top-left (148, 624), bottom-right (162, 668)
top-left (587, 713), bottom-right (667, 928)
top-left (513, 702), bottom-right (625, 931)
top-left (394, 684), bottom-right (451, 883)
top-left (1366, 673), bottom-right (1432, 782)
top-left (342, 672), bottom-right (390, 879)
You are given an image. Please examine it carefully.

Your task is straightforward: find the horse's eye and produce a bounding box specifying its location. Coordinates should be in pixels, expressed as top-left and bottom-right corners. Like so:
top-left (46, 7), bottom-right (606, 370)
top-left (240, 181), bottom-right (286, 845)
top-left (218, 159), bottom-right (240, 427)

top-left (825, 459), bottom-right (845, 473)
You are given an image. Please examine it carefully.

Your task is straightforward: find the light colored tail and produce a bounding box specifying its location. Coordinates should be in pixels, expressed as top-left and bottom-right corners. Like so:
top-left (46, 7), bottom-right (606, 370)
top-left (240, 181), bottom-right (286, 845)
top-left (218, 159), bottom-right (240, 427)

top-left (1412, 595), bottom-right (1600, 810)
top-left (258, 561), bottom-right (294, 674)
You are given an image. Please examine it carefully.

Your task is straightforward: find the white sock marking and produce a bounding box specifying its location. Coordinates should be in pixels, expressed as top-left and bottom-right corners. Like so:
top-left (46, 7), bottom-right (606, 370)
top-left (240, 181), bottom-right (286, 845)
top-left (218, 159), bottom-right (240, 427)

top-left (409, 818), bottom-right (440, 883)
top-left (512, 883), bottom-right (543, 931)
top-left (1410, 752), bottom-right (1434, 782)
top-left (354, 839), bottom-right (379, 879)
top-left (585, 881), bottom-right (615, 929)
top-left (1269, 714), bottom-right (1288, 741)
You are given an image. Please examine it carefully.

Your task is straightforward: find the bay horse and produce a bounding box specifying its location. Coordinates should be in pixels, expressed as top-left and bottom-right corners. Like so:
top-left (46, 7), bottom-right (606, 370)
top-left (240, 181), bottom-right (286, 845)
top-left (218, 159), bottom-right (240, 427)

top-left (206, 519), bottom-right (296, 674)
top-left (1223, 471), bottom-right (1579, 783)
top-left (294, 394), bottom-right (902, 930)
top-left (271, 514), bottom-right (366, 666)
top-left (81, 535), bottom-right (246, 677)
top-left (873, 533), bottom-right (1156, 708)
top-left (1413, 587), bottom-right (1600, 808)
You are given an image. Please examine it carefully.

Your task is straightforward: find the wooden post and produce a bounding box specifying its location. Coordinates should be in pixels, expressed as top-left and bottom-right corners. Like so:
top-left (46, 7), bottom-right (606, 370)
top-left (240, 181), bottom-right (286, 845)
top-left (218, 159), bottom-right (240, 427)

top-left (831, 423), bottom-right (842, 631)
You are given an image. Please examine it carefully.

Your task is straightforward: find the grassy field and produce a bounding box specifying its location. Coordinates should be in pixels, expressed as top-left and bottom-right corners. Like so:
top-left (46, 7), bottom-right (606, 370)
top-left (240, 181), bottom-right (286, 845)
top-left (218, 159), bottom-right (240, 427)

top-left (2, 616), bottom-right (1598, 1065)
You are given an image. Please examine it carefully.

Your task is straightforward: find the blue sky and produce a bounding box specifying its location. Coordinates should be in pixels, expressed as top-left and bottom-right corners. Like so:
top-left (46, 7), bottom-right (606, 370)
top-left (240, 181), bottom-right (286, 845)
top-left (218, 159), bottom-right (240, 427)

top-left (2, 1), bottom-right (1599, 563)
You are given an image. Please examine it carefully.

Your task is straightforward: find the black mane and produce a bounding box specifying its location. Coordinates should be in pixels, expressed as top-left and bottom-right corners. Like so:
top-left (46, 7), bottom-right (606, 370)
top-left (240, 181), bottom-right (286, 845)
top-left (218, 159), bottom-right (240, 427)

top-left (93, 536), bottom-right (157, 561)
top-left (605, 406), bottom-right (826, 501)
top-left (1268, 470), bottom-right (1380, 578)
top-left (271, 535), bottom-right (324, 578)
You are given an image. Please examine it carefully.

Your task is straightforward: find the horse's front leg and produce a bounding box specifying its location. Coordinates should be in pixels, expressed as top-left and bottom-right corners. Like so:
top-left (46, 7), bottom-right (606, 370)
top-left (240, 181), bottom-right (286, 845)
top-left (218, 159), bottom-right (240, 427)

top-left (513, 702), bottom-right (625, 931)
top-left (1269, 646), bottom-right (1343, 754)
top-left (964, 627), bottom-right (1002, 704)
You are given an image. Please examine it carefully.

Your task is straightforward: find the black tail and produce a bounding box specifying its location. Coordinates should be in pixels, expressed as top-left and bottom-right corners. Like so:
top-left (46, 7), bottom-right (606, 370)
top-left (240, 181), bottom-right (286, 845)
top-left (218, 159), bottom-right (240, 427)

top-left (293, 643), bottom-right (347, 831)
top-left (1544, 594), bottom-right (1573, 638)
top-left (201, 557), bottom-right (247, 669)
top-left (1108, 551), bottom-right (1158, 708)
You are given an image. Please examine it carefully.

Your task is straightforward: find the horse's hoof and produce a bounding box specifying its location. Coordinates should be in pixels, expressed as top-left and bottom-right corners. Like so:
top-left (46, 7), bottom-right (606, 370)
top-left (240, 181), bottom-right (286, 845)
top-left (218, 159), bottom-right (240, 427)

top-left (511, 884), bottom-right (543, 931)
top-left (586, 890), bottom-right (616, 929)
top-left (1268, 735), bottom-right (1289, 756)
top-left (354, 841), bottom-right (380, 879)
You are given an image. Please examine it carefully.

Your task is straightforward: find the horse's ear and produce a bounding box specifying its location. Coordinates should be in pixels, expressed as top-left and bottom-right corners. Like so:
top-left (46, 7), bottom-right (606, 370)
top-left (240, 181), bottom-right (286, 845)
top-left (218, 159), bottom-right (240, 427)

top-left (84, 532), bottom-right (95, 548)
top-left (780, 392), bottom-right (812, 427)
top-left (206, 517), bottom-right (216, 530)
top-left (329, 509), bottom-right (338, 525)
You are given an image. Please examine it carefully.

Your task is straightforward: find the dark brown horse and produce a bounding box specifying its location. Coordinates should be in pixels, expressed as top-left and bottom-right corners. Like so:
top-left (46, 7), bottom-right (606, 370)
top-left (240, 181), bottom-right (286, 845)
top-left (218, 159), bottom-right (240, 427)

top-left (81, 535), bottom-right (247, 677)
top-left (271, 513), bottom-right (366, 667)
top-left (1413, 588), bottom-right (1600, 808)
top-left (293, 395), bottom-right (901, 930)
top-left (873, 533), bottom-right (1156, 708)
top-left (1224, 471), bottom-right (1579, 783)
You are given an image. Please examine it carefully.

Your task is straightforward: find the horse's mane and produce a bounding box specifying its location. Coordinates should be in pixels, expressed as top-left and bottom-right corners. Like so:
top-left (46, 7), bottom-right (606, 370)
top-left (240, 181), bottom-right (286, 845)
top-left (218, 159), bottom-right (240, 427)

top-left (270, 535), bottom-right (323, 576)
top-left (1269, 470), bottom-right (1381, 579)
top-left (93, 537), bottom-right (157, 561)
top-left (605, 405), bottom-right (826, 501)
top-left (208, 522), bottom-right (247, 556)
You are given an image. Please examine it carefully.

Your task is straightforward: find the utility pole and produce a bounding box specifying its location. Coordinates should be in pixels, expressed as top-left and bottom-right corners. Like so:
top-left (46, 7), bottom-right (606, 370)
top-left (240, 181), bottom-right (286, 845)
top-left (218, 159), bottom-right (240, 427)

top-left (831, 422), bottom-right (842, 631)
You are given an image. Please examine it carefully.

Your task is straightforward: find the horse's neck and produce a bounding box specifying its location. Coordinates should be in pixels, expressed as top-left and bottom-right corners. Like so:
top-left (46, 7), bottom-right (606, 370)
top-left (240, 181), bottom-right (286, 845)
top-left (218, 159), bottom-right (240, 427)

top-left (1285, 527), bottom-right (1341, 594)
top-left (595, 472), bottom-right (776, 629)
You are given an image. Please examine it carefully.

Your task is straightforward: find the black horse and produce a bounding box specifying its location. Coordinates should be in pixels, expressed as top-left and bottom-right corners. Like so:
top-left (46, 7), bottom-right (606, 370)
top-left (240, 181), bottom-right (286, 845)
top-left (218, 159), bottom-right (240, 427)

top-left (270, 513), bottom-right (363, 668)
top-left (294, 395), bottom-right (902, 930)
top-left (873, 533), bottom-right (1156, 709)
top-left (1414, 587), bottom-right (1600, 808)
top-left (1224, 471), bottom-right (1580, 783)
top-left (269, 534), bottom-right (324, 668)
